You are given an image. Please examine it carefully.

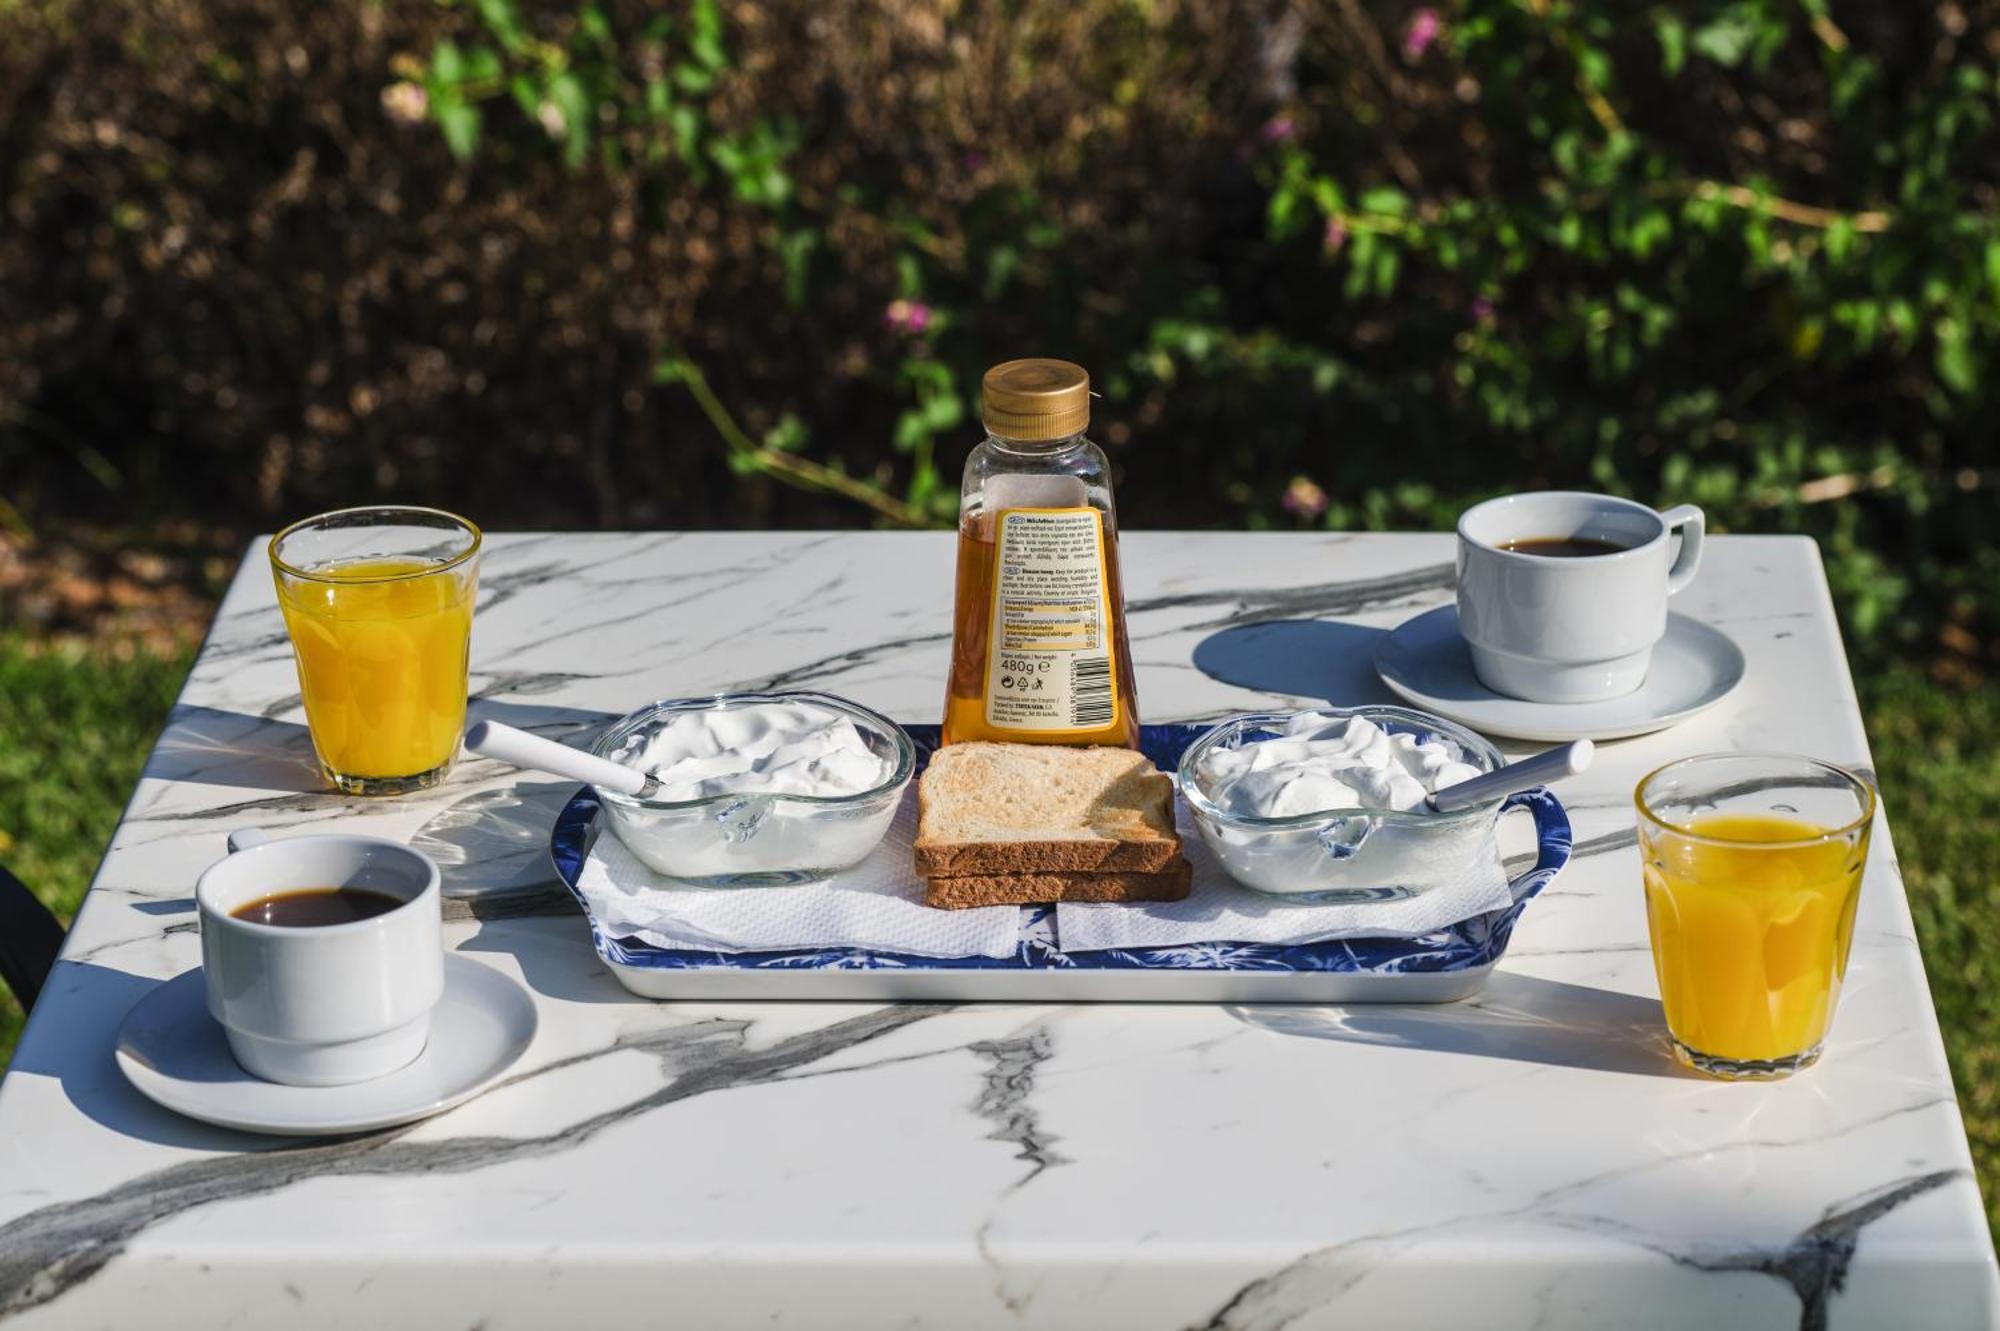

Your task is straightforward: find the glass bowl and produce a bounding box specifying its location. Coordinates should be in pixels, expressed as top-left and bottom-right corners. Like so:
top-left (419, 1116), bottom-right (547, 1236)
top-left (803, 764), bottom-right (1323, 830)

top-left (1178, 706), bottom-right (1506, 903)
top-left (590, 691), bottom-right (916, 886)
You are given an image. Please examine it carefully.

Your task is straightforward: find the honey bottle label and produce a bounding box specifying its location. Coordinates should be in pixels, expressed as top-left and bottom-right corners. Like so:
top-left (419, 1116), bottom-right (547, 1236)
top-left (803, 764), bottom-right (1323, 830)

top-left (983, 507), bottom-right (1121, 733)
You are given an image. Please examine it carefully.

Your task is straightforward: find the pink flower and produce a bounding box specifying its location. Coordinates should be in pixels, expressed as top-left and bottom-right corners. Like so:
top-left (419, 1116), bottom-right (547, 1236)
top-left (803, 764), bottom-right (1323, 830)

top-left (1471, 295), bottom-right (1495, 320)
top-left (1282, 476), bottom-right (1330, 520)
top-left (884, 299), bottom-right (933, 335)
top-left (1259, 116), bottom-right (1297, 145)
top-left (380, 81), bottom-right (428, 127)
top-left (1323, 217), bottom-right (1349, 254)
top-left (1404, 8), bottom-right (1442, 61)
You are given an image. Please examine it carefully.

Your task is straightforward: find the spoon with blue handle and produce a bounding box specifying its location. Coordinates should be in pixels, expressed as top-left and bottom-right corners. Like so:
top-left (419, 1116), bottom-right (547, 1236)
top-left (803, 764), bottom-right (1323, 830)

top-left (1426, 739), bottom-right (1594, 814)
top-left (463, 719), bottom-right (656, 799)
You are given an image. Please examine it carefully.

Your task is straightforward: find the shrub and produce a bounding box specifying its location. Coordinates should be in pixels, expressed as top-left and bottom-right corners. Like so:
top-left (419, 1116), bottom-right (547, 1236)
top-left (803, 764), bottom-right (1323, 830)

top-left (1, 0), bottom-right (1993, 664)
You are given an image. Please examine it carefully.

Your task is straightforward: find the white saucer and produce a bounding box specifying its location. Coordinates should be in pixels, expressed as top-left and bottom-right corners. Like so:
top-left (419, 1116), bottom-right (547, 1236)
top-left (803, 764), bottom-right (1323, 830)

top-left (1373, 606), bottom-right (1745, 742)
top-left (116, 954), bottom-right (538, 1136)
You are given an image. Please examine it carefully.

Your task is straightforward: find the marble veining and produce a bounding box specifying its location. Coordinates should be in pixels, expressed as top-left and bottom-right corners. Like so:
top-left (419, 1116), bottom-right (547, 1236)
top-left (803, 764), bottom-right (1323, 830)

top-left (0, 532), bottom-right (1991, 1330)
top-left (0, 1005), bottom-right (948, 1317)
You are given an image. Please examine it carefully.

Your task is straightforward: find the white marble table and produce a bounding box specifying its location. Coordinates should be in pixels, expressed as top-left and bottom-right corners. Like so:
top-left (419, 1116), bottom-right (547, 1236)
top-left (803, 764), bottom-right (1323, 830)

top-left (0, 532), bottom-right (1994, 1330)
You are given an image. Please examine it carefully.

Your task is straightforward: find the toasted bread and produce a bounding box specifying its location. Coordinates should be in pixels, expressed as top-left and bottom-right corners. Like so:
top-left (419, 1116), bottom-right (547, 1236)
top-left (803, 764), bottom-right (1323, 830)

top-left (923, 859), bottom-right (1193, 909)
top-left (913, 741), bottom-right (1181, 877)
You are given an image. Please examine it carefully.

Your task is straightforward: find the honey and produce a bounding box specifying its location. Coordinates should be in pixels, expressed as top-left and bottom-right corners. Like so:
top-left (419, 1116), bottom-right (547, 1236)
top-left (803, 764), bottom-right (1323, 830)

top-left (941, 359), bottom-right (1141, 748)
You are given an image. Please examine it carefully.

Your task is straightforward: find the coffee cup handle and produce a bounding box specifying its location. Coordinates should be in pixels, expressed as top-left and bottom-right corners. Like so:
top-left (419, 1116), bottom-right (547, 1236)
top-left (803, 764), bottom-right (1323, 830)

top-left (1661, 504), bottom-right (1704, 594)
top-left (226, 827), bottom-right (276, 854)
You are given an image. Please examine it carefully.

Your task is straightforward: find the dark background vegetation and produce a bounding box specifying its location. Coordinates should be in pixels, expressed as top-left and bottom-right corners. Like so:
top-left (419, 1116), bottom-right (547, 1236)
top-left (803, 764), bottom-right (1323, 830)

top-left (0, 0), bottom-right (1994, 1230)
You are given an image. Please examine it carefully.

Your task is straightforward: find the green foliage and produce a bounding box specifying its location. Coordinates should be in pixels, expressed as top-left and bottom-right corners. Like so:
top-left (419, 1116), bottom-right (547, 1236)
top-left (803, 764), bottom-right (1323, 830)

top-left (0, 638), bottom-right (192, 1066)
top-left (1864, 665), bottom-right (2000, 1242)
top-left (2, 1), bottom-right (1994, 664)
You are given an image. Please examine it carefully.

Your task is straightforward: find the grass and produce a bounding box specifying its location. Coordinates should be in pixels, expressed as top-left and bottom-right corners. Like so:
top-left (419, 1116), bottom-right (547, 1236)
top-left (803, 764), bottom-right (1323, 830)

top-left (0, 638), bottom-right (1990, 1240)
top-left (0, 636), bottom-right (194, 1064)
top-left (1867, 665), bottom-right (2000, 1239)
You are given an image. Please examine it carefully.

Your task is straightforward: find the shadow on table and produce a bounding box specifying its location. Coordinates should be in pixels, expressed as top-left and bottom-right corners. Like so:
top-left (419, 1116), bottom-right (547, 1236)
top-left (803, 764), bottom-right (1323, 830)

top-left (418, 780), bottom-right (581, 901)
top-left (1192, 619), bottom-right (1401, 707)
top-left (143, 705), bottom-right (322, 792)
top-left (1227, 972), bottom-right (1699, 1080)
top-left (10, 961), bottom-right (298, 1151)
top-left (463, 697), bottom-right (616, 738)
top-left (143, 699), bottom-right (617, 798)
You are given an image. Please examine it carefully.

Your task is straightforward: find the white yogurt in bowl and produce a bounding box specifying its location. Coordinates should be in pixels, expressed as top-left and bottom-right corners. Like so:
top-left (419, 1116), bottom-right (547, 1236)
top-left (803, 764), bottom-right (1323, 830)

top-left (633, 701), bottom-right (896, 801)
top-left (1179, 707), bottom-right (1505, 902)
top-left (1196, 712), bottom-right (1483, 818)
top-left (592, 692), bottom-right (914, 886)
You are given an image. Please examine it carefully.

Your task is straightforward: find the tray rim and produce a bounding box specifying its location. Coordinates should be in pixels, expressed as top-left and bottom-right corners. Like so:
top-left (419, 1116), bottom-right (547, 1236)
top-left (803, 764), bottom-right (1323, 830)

top-left (546, 723), bottom-right (1572, 985)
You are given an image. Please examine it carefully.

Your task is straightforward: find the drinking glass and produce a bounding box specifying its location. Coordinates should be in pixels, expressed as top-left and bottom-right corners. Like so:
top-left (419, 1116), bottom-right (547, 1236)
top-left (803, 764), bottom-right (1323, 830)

top-left (270, 507), bottom-right (481, 795)
top-left (1635, 753), bottom-right (1874, 1079)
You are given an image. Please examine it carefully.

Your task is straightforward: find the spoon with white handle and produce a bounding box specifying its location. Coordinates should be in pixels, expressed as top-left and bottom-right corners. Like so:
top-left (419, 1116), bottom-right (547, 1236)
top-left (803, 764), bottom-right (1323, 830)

top-left (463, 719), bottom-right (656, 799)
top-left (1426, 739), bottom-right (1594, 814)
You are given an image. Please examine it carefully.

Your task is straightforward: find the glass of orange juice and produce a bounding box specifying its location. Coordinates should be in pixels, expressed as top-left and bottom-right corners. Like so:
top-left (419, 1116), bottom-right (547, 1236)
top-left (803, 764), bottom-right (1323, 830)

top-left (270, 507), bottom-right (481, 795)
top-left (1636, 753), bottom-right (1874, 1080)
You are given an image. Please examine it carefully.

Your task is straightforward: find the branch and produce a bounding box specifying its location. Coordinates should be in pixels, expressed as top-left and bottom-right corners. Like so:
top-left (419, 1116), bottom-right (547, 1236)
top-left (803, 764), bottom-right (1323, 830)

top-left (1523, 0), bottom-right (1627, 137)
top-left (1684, 180), bottom-right (1890, 232)
top-left (666, 358), bottom-right (934, 529)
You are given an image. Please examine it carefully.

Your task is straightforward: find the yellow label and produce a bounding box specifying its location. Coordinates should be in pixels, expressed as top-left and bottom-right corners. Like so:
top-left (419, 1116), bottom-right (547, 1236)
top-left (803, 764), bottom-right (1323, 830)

top-left (984, 507), bottom-right (1120, 733)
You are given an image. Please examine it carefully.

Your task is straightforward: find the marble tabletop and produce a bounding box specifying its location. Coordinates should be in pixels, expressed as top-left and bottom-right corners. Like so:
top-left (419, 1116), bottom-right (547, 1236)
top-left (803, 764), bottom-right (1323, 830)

top-left (0, 532), bottom-right (1994, 1331)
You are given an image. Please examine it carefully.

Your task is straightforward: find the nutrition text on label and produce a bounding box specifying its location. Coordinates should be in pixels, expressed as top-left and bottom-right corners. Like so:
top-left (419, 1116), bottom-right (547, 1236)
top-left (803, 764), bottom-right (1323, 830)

top-left (986, 509), bottom-right (1115, 730)
top-left (995, 511), bottom-right (1105, 652)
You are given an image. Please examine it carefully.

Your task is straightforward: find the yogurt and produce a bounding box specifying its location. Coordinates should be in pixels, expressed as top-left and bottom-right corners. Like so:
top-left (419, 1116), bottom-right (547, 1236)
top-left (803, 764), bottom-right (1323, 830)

top-left (629, 700), bottom-right (895, 801)
top-left (1195, 713), bottom-right (1482, 817)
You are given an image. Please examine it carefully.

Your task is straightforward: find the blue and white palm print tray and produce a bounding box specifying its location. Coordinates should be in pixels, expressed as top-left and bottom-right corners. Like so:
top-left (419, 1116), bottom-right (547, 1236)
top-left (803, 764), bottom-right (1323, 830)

top-left (549, 723), bottom-right (1572, 1003)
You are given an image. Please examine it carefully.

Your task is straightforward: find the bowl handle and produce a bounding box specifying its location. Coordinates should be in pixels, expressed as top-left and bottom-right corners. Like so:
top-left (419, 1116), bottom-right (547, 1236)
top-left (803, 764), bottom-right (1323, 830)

top-left (711, 795), bottom-right (775, 846)
top-left (1315, 815), bottom-right (1381, 860)
top-left (1498, 788), bottom-right (1574, 906)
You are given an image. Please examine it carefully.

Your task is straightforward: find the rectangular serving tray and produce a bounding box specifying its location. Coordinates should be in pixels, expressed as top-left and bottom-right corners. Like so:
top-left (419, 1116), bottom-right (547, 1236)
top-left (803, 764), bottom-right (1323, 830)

top-left (547, 724), bottom-right (1571, 1003)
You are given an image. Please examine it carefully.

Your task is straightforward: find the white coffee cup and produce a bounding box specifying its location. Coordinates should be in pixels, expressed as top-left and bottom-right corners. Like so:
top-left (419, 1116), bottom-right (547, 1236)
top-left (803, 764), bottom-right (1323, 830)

top-left (1456, 491), bottom-right (1704, 704)
top-left (195, 829), bottom-right (444, 1087)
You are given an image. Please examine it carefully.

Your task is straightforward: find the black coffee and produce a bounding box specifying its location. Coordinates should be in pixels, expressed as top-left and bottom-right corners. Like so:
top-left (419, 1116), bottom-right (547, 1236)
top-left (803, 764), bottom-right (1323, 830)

top-left (1499, 536), bottom-right (1629, 558)
top-left (231, 887), bottom-right (405, 927)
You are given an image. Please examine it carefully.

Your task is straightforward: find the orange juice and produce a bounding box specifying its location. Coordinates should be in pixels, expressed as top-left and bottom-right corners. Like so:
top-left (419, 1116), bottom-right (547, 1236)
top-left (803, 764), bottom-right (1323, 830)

top-left (1641, 812), bottom-right (1865, 1067)
top-left (275, 557), bottom-right (476, 785)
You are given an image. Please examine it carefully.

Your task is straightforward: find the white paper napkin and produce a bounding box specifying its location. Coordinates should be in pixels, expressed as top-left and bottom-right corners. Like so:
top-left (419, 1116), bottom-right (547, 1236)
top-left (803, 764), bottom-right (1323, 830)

top-left (575, 787), bottom-right (1022, 959)
top-left (1053, 799), bottom-right (1515, 953)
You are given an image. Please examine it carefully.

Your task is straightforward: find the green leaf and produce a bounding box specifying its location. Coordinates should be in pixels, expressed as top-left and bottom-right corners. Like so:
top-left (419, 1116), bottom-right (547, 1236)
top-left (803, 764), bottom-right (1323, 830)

top-left (473, 0), bottom-right (525, 53)
top-left (672, 61), bottom-right (716, 95)
top-left (1935, 320), bottom-right (1976, 395)
top-left (1691, 13), bottom-right (1755, 67)
top-left (644, 77), bottom-right (672, 121)
top-left (1373, 245), bottom-right (1401, 298)
top-left (779, 228), bottom-right (818, 307)
top-left (434, 99), bottom-right (481, 160)
top-left (1358, 186), bottom-right (1409, 217)
top-left (1654, 12), bottom-right (1687, 76)
top-left (508, 74), bottom-right (540, 116)
top-left (762, 414), bottom-right (808, 452)
top-left (921, 391), bottom-right (964, 432)
top-left (689, 0), bottom-right (729, 71)
top-left (463, 46), bottom-right (502, 83)
top-left (430, 40), bottom-right (467, 86)
top-left (1267, 186), bottom-right (1301, 239)
top-left (892, 410), bottom-right (930, 452)
top-left (546, 72), bottom-right (592, 168)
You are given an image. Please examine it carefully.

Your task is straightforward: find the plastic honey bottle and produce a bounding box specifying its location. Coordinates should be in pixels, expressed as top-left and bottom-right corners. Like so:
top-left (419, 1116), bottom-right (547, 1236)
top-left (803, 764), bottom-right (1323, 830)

top-left (942, 358), bottom-right (1140, 748)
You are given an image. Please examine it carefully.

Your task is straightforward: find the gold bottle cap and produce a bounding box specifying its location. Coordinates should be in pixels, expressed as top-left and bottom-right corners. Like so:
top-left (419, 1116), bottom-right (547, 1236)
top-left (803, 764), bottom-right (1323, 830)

top-left (981, 358), bottom-right (1090, 442)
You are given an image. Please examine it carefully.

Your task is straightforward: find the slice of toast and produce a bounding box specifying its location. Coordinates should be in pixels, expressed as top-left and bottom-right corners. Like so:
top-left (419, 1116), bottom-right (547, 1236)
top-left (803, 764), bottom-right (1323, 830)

top-left (924, 859), bottom-right (1193, 910)
top-left (913, 742), bottom-right (1181, 877)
